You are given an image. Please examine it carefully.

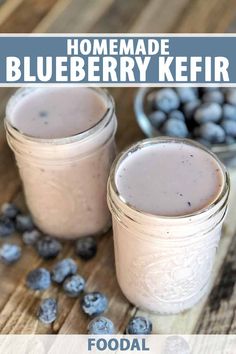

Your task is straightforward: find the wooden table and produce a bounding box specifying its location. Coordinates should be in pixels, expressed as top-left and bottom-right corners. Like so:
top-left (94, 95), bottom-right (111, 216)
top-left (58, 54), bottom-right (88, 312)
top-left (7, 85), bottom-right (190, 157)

top-left (0, 0), bottom-right (236, 335)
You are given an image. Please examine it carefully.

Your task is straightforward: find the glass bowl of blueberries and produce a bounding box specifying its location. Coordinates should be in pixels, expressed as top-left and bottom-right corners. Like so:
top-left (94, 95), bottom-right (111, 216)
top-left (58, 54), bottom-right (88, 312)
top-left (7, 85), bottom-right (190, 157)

top-left (134, 87), bottom-right (236, 167)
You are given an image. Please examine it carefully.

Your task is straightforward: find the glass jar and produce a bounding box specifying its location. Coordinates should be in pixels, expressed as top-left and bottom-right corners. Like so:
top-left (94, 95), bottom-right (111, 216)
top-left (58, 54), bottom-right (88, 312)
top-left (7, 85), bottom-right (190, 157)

top-left (5, 87), bottom-right (117, 239)
top-left (107, 138), bottom-right (230, 314)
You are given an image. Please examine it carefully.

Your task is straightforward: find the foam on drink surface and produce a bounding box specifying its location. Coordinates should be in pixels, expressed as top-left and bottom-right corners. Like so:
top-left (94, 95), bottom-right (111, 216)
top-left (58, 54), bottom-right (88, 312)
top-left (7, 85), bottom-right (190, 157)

top-left (115, 142), bottom-right (224, 217)
top-left (9, 87), bottom-right (107, 139)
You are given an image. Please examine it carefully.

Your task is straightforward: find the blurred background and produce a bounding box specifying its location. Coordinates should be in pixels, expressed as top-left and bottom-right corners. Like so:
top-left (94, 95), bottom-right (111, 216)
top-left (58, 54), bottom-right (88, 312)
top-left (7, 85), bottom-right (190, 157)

top-left (0, 0), bottom-right (236, 335)
top-left (0, 0), bottom-right (236, 201)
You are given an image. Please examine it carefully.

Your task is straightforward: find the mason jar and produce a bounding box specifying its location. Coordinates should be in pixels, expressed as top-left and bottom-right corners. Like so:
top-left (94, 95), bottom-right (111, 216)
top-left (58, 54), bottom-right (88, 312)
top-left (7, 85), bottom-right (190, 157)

top-left (107, 138), bottom-right (230, 314)
top-left (5, 87), bottom-right (117, 239)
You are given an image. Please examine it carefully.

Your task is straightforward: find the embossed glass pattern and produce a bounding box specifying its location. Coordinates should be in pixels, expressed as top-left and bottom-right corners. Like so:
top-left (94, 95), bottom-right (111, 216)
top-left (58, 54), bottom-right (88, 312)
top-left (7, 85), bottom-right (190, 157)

top-left (108, 138), bottom-right (230, 314)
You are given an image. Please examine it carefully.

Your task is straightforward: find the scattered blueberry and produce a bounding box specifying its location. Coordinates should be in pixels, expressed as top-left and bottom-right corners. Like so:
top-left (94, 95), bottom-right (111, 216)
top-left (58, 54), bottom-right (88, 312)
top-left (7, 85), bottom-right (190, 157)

top-left (226, 89), bottom-right (236, 106)
top-left (0, 243), bottom-right (21, 264)
top-left (26, 268), bottom-right (51, 290)
top-left (51, 258), bottom-right (78, 284)
top-left (36, 236), bottom-right (62, 259)
top-left (182, 99), bottom-right (201, 120)
top-left (88, 316), bottom-right (115, 335)
top-left (81, 292), bottom-right (108, 316)
top-left (23, 229), bottom-right (41, 245)
top-left (126, 316), bottom-right (152, 335)
top-left (199, 122), bottom-right (225, 144)
top-left (194, 103), bottom-right (222, 124)
top-left (1, 203), bottom-right (19, 219)
top-left (202, 90), bottom-right (224, 104)
top-left (154, 89), bottom-right (180, 113)
top-left (16, 214), bottom-right (34, 232)
top-left (63, 274), bottom-right (85, 297)
top-left (169, 110), bottom-right (185, 121)
top-left (222, 104), bottom-right (236, 121)
top-left (221, 120), bottom-right (236, 137)
top-left (161, 118), bottom-right (188, 138)
top-left (38, 298), bottom-right (57, 324)
top-left (0, 215), bottom-right (15, 237)
top-left (175, 87), bottom-right (197, 103)
top-left (149, 110), bottom-right (166, 128)
top-left (75, 236), bottom-right (97, 260)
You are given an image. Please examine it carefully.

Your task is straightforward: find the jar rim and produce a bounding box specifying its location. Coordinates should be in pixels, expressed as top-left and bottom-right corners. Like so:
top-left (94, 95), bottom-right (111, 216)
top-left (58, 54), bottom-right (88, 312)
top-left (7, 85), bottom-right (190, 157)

top-left (4, 87), bottom-right (115, 146)
top-left (108, 137), bottom-right (230, 221)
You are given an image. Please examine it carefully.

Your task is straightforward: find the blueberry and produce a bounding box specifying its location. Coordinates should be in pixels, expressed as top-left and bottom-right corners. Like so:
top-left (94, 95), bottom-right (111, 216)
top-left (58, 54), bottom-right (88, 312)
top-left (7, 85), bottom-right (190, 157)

top-left (226, 89), bottom-right (236, 106)
top-left (81, 292), bottom-right (108, 316)
top-left (0, 243), bottom-right (21, 264)
top-left (23, 229), bottom-right (41, 245)
top-left (51, 258), bottom-right (78, 283)
top-left (63, 274), bottom-right (85, 297)
top-left (39, 111), bottom-right (48, 118)
top-left (0, 215), bottom-right (15, 237)
top-left (149, 110), bottom-right (166, 129)
top-left (175, 87), bottom-right (197, 103)
top-left (75, 236), bottom-right (97, 260)
top-left (222, 104), bottom-right (236, 121)
top-left (199, 122), bottom-right (225, 144)
top-left (1, 203), bottom-right (19, 219)
top-left (126, 316), bottom-right (152, 335)
top-left (168, 110), bottom-right (185, 121)
top-left (161, 118), bottom-right (188, 138)
top-left (194, 103), bottom-right (222, 124)
top-left (154, 89), bottom-right (180, 113)
top-left (202, 90), bottom-right (224, 105)
top-left (38, 298), bottom-right (57, 324)
top-left (26, 268), bottom-right (51, 290)
top-left (16, 214), bottom-right (34, 232)
top-left (36, 236), bottom-right (62, 259)
top-left (183, 99), bottom-right (201, 120)
top-left (221, 120), bottom-right (236, 137)
top-left (88, 316), bottom-right (115, 335)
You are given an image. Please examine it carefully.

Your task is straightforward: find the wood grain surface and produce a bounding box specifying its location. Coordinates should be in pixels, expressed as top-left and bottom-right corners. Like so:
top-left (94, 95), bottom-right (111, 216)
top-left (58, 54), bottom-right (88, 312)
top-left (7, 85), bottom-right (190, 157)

top-left (0, 0), bottom-right (236, 335)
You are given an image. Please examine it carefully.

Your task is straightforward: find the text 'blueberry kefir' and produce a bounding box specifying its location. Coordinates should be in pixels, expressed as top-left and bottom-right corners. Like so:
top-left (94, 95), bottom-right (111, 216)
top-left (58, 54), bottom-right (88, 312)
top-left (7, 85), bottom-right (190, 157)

top-left (5, 87), bottom-right (117, 239)
top-left (108, 138), bottom-right (230, 314)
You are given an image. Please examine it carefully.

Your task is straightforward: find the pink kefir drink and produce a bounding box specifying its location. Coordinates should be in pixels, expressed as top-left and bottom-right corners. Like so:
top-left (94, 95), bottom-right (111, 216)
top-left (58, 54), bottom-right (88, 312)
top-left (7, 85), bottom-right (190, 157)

top-left (108, 137), bottom-right (230, 314)
top-left (5, 87), bottom-right (117, 239)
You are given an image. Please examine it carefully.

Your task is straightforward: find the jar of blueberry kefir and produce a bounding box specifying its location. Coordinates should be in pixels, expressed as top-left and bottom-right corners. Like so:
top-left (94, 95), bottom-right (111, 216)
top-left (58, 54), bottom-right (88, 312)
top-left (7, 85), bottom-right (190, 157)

top-left (5, 87), bottom-right (117, 239)
top-left (107, 137), bottom-right (230, 314)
